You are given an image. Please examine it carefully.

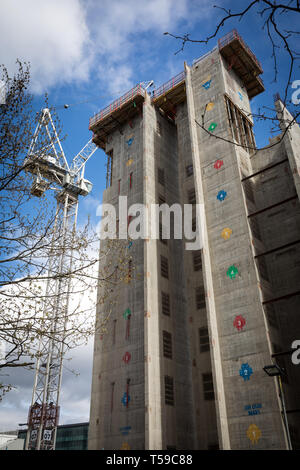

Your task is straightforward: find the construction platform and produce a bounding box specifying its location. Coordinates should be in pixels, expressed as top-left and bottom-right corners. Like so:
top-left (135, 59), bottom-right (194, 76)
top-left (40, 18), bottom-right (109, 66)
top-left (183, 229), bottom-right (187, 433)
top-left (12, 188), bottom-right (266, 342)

top-left (89, 84), bottom-right (146, 150)
top-left (89, 30), bottom-right (264, 151)
top-left (151, 71), bottom-right (186, 117)
top-left (218, 29), bottom-right (264, 99)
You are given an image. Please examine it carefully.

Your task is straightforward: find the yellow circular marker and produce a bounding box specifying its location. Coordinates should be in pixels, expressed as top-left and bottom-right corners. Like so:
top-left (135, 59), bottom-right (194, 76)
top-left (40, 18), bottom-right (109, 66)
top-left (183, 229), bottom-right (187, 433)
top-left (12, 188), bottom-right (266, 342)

top-left (247, 424), bottom-right (261, 444)
top-left (120, 442), bottom-right (130, 450)
top-left (206, 102), bottom-right (214, 111)
top-left (126, 159), bottom-right (133, 167)
top-left (221, 228), bottom-right (232, 240)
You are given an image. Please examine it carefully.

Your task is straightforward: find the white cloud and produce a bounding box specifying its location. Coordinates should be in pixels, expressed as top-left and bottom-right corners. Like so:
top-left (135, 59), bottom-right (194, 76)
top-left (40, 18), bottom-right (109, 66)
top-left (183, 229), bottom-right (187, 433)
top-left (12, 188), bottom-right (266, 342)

top-left (0, 0), bottom-right (211, 94)
top-left (0, 0), bottom-right (92, 93)
top-left (0, 340), bottom-right (93, 431)
top-left (98, 63), bottom-right (134, 96)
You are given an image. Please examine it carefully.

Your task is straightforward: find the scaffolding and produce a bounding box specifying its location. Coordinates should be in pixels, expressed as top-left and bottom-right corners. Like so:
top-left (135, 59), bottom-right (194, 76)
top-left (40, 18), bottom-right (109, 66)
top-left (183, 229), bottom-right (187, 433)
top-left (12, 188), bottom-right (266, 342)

top-left (218, 29), bottom-right (264, 99)
top-left (89, 84), bottom-right (146, 150)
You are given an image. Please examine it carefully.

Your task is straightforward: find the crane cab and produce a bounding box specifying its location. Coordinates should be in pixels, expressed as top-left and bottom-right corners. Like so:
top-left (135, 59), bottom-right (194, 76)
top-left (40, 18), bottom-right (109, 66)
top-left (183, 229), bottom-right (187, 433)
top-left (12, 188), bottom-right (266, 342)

top-left (30, 176), bottom-right (49, 197)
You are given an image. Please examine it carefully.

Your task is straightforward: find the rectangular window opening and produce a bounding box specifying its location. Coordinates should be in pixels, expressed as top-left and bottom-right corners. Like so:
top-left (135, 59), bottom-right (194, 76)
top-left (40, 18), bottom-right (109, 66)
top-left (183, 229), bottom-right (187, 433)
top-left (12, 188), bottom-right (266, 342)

top-left (163, 330), bottom-right (172, 359)
top-left (164, 375), bottom-right (174, 406)
top-left (162, 292), bottom-right (170, 316)
top-left (202, 373), bottom-right (214, 401)
top-left (161, 255), bottom-right (169, 279)
top-left (199, 327), bottom-right (210, 353)
top-left (106, 150), bottom-right (113, 188)
top-left (196, 286), bottom-right (206, 310)
top-left (225, 95), bottom-right (255, 154)
top-left (193, 251), bottom-right (202, 271)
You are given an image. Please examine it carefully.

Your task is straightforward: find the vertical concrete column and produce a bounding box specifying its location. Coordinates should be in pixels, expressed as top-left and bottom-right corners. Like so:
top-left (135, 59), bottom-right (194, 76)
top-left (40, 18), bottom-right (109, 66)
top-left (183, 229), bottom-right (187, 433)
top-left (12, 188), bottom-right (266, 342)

top-left (184, 63), bottom-right (230, 449)
top-left (275, 100), bottom-right (300, 200)
top-left (143, 94), bottom-right (163, 449)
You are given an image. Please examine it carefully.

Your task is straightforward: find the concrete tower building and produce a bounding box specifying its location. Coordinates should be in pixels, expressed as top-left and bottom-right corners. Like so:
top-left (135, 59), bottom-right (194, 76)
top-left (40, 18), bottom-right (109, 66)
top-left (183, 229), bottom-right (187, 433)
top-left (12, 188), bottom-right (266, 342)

top-left (88, 30), bottom-right (300, 450)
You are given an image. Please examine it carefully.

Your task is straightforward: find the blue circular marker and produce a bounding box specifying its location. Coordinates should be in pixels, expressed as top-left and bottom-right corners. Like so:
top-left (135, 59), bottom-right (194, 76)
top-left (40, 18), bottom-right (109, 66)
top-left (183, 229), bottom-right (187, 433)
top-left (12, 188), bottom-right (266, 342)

top-left (217, 190), bottom-right (227, 202)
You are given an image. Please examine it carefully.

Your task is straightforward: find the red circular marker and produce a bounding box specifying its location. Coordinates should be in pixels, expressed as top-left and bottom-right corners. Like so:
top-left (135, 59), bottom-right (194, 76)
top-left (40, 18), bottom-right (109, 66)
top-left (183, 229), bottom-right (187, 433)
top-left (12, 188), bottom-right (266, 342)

top-left (214, 159), bottom-right (224, 170)
top-left (233, 315), bottom-right (246, 331)
top-left (123, 352), bottom-right (131, 364)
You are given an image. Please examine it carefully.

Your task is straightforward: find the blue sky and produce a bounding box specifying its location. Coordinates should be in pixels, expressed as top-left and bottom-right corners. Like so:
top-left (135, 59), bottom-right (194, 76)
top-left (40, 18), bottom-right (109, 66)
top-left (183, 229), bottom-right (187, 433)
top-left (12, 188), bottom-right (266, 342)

top-left (1, 0), bottom-right (299, 228)
top-left (0, 0), bottom-right (299, 431)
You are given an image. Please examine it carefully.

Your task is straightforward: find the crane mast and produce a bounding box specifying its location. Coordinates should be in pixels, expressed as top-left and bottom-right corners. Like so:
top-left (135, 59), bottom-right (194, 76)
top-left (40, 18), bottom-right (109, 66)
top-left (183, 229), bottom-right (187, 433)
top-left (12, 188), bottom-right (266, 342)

top-left (23, 108), bottom-right (97, 450)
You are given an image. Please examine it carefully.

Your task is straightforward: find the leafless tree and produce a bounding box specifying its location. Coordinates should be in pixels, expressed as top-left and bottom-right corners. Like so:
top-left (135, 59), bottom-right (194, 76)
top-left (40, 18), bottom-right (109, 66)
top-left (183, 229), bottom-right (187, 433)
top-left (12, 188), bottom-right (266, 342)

top-left (164, 0), bottom-right (300, 148)
top-left (0, 61), bottom-right (131, 400)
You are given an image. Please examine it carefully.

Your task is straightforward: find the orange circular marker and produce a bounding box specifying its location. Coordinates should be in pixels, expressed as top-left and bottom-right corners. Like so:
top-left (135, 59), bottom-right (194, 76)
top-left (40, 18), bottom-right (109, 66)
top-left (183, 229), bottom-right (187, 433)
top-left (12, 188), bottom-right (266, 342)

top-left (247, 424), bottom-right (261, 444)
top-left (221, 227), bottom-right (232, 240)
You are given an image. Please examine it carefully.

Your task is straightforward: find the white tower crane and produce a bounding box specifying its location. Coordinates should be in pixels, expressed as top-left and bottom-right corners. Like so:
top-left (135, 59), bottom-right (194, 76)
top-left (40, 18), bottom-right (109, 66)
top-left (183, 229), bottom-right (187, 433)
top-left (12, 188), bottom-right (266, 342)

top-left (23, 108), bottom-right (97, 450)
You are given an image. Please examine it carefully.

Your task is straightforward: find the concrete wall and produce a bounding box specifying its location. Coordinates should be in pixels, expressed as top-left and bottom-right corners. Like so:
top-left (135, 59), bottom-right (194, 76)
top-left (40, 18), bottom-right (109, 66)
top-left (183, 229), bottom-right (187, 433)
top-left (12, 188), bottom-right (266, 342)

top-left (186, 49), bottom-right (288, 449)
top-left (250, 109), bottom-right (300, 449)
top-left (89, 112), bottom-right (145, 450)
top-left (89, 42), bottom-right (300, 450)
top-left (143, 94), bottom-right (196, 449)
top-left (176, 99), bottom-right (219, 449)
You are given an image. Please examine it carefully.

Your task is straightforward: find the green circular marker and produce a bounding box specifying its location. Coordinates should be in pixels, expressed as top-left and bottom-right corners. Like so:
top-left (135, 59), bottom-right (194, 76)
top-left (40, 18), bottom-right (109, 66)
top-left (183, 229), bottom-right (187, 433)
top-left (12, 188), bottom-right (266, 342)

top-left (123, 308), bottom-right (131, 319)
top-left (226, 265), bottom-right (238, 279)
top-left (208, 122), bottom-right (217, 132)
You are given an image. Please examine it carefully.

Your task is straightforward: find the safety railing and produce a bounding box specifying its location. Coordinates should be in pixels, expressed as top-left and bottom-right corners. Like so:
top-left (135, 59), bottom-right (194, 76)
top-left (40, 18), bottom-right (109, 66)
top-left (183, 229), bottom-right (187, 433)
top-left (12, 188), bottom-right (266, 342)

top-left (218, 29), bottom-right (263, 73)
top-left (89, 84), bottom-right (145, 129)
top-left (193, 46), bottom-right (217, 66)
top-left (152, 71), bottom-right (185, 101)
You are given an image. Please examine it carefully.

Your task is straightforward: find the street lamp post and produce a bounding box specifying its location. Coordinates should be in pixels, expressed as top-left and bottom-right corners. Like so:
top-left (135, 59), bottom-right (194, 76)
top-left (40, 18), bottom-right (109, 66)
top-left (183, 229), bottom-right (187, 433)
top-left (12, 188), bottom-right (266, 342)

top-left (263, 364), bottom-right (293, 450)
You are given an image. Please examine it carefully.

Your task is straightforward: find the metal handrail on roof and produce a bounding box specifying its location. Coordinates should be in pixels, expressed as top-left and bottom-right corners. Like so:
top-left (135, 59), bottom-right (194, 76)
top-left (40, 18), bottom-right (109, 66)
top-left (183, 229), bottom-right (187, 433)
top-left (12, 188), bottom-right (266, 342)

top-left (152, 71), bottom-right (185, 101)
top-left (89, 83), bottom-right (145, 129)
top-left (218, 29), bottom-right (263, 73)
top-left (193, 46), bottom-right (217, 66)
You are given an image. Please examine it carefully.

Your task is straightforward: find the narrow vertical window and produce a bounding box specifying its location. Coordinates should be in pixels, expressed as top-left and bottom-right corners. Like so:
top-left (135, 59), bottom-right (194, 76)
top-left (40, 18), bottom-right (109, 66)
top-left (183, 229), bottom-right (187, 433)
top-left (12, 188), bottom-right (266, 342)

top-left (129, 172), bottom-right (133, 189)
top-left (118, 179), bottom-right (121, 195)
top-left (202, 373), bottom-right (214, 400)
top-left (126, 379), bottom-right (130, 408)
top-left (164, 376), bottom-right (174, 406)
top-left (106, 150), bottom-right (113, 188)
top-left (163, 331), bottom-right (172, 359)
top-left (193, 251), bottom-right (202, 271)
top-left (161, 255), bottom-right (169, 279)
top-left (161, 292), bottom-right (170, 316)
top-left (225, 95), bottom-right (255, 154)
top-left (196, 286), bottom-right (206, 309)
top-left (111, 382), bottom-right (115, 412)
top-left (112, 319), bottom-right (117, 345)
top-left (125, 314), bottom-right (131, 340)
top-left (199, 327), bottom-right (210, 352)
